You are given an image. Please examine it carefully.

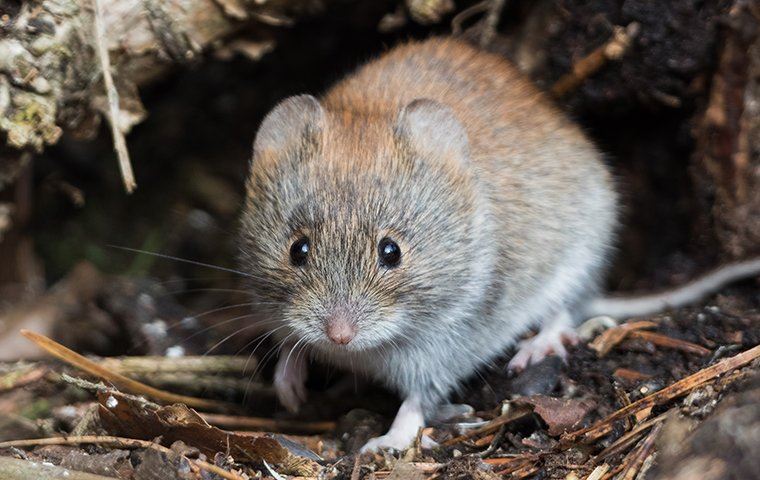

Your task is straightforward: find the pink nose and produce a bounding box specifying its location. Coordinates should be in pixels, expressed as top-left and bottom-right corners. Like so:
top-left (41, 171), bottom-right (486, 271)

top-left (325, 308), bottom-right (357, 345)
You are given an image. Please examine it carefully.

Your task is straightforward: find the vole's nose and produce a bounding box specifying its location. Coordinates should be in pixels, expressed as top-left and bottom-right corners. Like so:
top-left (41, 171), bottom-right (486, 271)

top-left (325, 307), bottom-right (357, 345)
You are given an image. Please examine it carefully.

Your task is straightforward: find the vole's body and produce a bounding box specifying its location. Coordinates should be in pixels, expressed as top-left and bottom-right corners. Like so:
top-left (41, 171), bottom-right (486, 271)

top-left (239, 38), bottom-right (756, 451)
top-left (313, 39), bottom-right (617, 400)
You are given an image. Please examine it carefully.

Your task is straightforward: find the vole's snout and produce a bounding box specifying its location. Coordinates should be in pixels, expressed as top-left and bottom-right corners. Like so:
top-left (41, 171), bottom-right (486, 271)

top-left (324, 306), bottom-right (357, 345)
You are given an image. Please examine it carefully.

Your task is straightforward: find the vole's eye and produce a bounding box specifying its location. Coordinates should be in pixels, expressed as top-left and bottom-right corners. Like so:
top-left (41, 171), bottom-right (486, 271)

top-left (290, 237), bottom-right (310, 266)
top-left (378, 237), bottom-right (401, 268)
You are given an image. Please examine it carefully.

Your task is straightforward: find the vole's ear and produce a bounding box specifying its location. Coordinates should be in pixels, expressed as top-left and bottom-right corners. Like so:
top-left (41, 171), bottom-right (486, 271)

top-left (253, 95), bottom-right (324, 157)
top-left (394, 99), bottom-right (469, 162)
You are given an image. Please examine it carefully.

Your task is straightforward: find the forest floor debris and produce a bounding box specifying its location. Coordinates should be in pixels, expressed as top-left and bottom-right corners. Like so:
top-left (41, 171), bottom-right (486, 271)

top-left (0, 279), bottom-right (758, 479)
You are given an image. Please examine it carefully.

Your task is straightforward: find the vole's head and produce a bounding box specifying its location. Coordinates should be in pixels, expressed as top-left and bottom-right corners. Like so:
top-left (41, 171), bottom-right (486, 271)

top-left (240, 95), bottom-right (481, 353)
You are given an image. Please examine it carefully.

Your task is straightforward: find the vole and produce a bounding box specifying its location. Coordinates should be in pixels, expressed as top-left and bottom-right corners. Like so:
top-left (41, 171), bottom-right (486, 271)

top-left (238, 37), bottom-right (760, 452)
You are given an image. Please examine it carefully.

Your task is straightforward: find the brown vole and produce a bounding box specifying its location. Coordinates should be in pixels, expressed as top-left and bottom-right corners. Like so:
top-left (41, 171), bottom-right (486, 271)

top-left (239, 37), bottom-right (760, 451)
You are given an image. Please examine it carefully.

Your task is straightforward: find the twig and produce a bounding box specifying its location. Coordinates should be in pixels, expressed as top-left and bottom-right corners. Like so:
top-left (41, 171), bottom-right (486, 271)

top-left (589, 320), bottom-right (657, 357)
top-left (200, 412), bottom-right (337, 434)
top-left (451, 0), bottom-right (489, 35)
top-left (101, 355), bottom-right (256, 375)
top-left (478, 423), bottom-right (507, 458)
top-left (562, 343), bottom-right (760, 444)
top-left (484, 454), bottom-right (540, 476)
top-left (550, 23), bottom-right (640, 98)
top-left (20, 330), bottom-right (233, 411)
top-left (479, 0), bottom-right (506, 47)
top-left (585, 464), bottom-right (610, 480)
top-left (441, 404), bottom-right (531, 446)
top-left (618, 422), bottom-right (662, 480)
top-left (593, 411), bottom-right (669, 462)
top-left (92, 0), bottom-right (136, 193)
top-left (629, 330), bottom-right (711, 356)
top-left (0, 435), bottom-right (245, 480)
top-left (613, 368), bottom-right (652, 383)
top-left (350, 455), bottom-right (361, 480)
top-left (473, 432), bottom-right (495, 447)
top-left (130, 373), bottom-right (274, 397)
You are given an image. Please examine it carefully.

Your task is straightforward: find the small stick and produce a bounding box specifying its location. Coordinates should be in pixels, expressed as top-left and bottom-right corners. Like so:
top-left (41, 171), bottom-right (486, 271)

top-left (349, 455), bottom-right (361, 480)
top-left (92, 0), bottom-right (136, 193)
top-left (551, 23), bottom-right (640, 98)
top-left (441, 404), bottom-right (531, 446)
top-left (618, 422), bottom-right (663, 480)
top-left (20, 330), bottom-right (232, 411)
top-left (101, 355), bottom-right (256, 375)
top-left (129, 373), bottom-right (274, 397)
top-left (585, 464), bottom-right (610, 480)
top-left (473, 432), bottom-right (495, 447)
top-left (589, 320), bottom-right (657, 357)
top-left (628, 330), bottom-right (711, 356)
top-left (593, 411), bottom-right (669, 462)
top-left (483, 454), bottom-right (537, 467)
top-left (0, 435), bottom-right (245, 480)
top-left (451, 0), bottom-right (489, 35)
top-left (200, 412), bottom-right (337, 434)
top-left (563, 343), bottom-right (760, 444)
top-left (612, 368), bottom-right (652, 383)
top-left (478, 423), bottom-right (507, 458)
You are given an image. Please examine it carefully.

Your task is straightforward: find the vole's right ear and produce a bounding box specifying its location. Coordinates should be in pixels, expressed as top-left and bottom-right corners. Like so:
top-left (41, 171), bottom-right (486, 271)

top-left (252, 95), bottom-right (324, 158)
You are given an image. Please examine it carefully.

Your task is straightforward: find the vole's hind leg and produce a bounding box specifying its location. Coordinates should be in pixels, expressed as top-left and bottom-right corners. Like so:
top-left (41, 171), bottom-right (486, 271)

top-left (508, 309), bottom-right (579, 372)
top-left (274, 344), bottom-right (308, 413)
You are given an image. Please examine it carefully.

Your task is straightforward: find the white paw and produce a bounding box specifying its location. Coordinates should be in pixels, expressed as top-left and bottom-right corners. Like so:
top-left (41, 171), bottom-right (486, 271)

top-left (360, 433), bottom-right (436, 453)
top-left (360, 432), bottom-right (414, 453)
top-left (273, 354), bottom-right (307, 413)
top-left (508, 326), bottom-right (579, 373)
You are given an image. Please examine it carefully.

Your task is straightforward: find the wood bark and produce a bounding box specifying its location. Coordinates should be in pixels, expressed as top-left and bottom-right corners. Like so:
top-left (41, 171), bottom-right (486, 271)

top-left (649, 372), bottom-right (760, 479)
top-left (0, 0), bottom-right (327, 189)
top-left (691, 0), bottom-right (760, 258)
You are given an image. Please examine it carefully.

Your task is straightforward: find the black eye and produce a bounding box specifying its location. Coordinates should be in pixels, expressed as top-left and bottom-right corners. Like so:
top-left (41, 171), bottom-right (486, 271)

top-left (378, 237), bottom-right (401, 268)
top-left (290, 237), bottom-right (310, 266)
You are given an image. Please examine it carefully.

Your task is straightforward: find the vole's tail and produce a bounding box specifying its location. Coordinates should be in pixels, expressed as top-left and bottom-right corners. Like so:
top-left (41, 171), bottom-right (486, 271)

top-left (582, 258), bottom-right (760, 320)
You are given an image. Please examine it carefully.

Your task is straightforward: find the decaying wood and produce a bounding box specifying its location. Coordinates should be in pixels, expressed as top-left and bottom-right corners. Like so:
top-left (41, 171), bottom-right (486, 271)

top-left (692, 0), bottom-right (760, 258)
top-left (0, 435), bottom-right (246, 480)
top-left (0, 455), bottom-right (118, 480)
top-left (648, 372), bottom-right (760, 479)
top-left (0, 0), bottom-right (330, 189)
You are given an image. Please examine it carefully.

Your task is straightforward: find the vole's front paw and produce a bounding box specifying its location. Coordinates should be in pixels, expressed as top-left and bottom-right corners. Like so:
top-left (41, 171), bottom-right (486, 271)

top-left (273, 352), bottom-right (308, 413)
top-left (360, 432), bottom-right (437, 453)
top-left (508, 314), bottom-right (579, 373)
top-left (360, 433), bottom-right (413, 453)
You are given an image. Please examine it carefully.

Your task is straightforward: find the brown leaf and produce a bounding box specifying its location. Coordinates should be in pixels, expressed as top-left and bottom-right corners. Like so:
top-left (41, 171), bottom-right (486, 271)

top-left (514, 395), bottom-right (596, 436)
top-left (97, 390), bottom-right (310, 469)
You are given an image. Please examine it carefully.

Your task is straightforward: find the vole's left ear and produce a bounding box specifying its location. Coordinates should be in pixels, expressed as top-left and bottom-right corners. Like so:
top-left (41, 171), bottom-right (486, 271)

top-left (394, 99), bottom-right (469, 162)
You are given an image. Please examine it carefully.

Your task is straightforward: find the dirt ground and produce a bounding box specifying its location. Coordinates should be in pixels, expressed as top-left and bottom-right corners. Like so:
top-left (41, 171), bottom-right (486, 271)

top-left (0, 266), bottom-right (758, 479)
